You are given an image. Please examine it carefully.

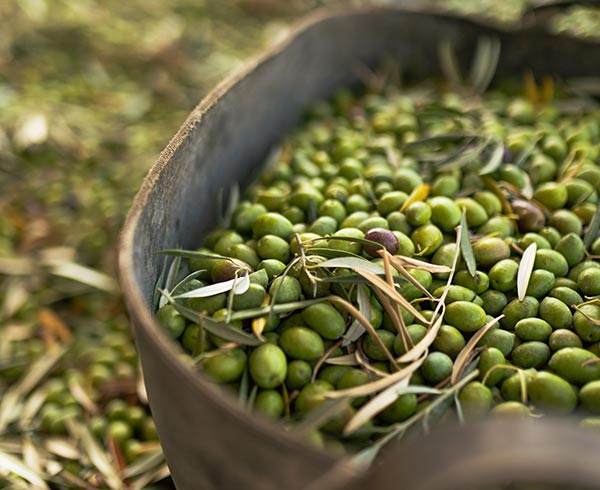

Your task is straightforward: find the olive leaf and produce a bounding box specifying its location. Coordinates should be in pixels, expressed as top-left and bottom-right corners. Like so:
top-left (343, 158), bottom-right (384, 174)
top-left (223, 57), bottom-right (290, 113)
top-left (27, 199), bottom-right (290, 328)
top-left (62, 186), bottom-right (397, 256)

top-left (166, 299), bottom-right (262, 346)
top-left (400, 183), bottom-right (430, 212)
top-left (67, 419), bottom-right (123, 490)
top-left (0, 450), bottom-right (49, 490)
top-left (324, 352), bottom-right (426, 400)
top-left (478, 139), bottom-right (504, 175)
top-left (330, 296), bottom-right (399, 369)
top-left (342, 284), bottom-right (371, 347)
top-left (120, 449), bottom-right (165, 479)
top-left (517, 242), bottom-right (537, 301)
top-left (469, 36), bottom-right (500, 94)
top-left (459, 211), bottom-right (477, 277)
top-left (438, 40), bottom-right (462, 86)
top-left (344, 383), bottom-right (442, 436)
top-left (315, 257), bottom-right (386, 275)
top-left (173, 272), bottom-right (250, 298)
top-left (324, 354), bottom-right (358, 366)
top-left (584, 204), bottom-right (600, 251)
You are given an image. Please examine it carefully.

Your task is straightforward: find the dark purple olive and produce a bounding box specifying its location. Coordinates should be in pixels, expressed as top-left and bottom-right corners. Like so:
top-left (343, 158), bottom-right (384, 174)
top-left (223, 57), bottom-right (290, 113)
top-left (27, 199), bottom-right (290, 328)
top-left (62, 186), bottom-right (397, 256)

top-left (502, 146), bottom-right (513, 164)
top-left (364, 228), bottom-right (399, 257)
top-left (512, 199), bottom-right (546, 232)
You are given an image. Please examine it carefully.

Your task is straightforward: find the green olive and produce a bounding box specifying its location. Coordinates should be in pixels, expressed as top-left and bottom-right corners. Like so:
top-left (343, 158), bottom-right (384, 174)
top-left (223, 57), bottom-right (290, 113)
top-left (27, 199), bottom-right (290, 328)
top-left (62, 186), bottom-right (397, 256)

top-left (279, 326), bottom-right (325, 361)
top-left (458, 381), bottom-right (493, 417)
top-left (203, 348), bottom-right (247, 384)
top-left (528, 371), bottom-right (577, 414)
top-left (489, 259), bottom-right (519, 292)
top-left (421, 351), bottom-right (453, 385)
top-left (410, 224), bottom-right (443, 256)
top-left (249, 344), bottom-right (287, 389)
top-left (302, 302), bottom-right (346, 340)
top-left (254, 390), bottom-right (285, 419)
top-left (155, 304), bottom-right (186, 339)
top-left (573, 303), bottom-right (600, 343)
top-left (548, 347), bottom-right (600, 385)
top-left (444, 301), bottom-right (487, 333)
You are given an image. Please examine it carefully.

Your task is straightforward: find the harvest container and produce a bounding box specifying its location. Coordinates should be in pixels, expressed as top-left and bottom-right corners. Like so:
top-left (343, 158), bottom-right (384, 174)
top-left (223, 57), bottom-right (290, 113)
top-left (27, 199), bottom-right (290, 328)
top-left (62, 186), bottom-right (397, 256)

top-left (119, 4), bottom-right (600, 489)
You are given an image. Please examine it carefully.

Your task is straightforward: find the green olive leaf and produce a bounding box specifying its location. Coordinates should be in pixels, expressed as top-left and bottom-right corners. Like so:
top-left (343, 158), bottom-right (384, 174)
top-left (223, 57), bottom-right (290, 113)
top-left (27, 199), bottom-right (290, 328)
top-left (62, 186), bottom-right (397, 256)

top-left (167, 299), bottom-right (262, 346)
top-left (459, 211), bottom-right (477, 277)
top-left (479, 140), bottom-right (504, 175)
top-left (584, 203), bottom-right (600, 251)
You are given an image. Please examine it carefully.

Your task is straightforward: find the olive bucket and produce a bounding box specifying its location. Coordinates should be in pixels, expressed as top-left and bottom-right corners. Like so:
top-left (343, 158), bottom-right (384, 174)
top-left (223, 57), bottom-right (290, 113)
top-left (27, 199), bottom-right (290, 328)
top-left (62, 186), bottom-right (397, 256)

top-left (119, 4), bottom-right (600, 489)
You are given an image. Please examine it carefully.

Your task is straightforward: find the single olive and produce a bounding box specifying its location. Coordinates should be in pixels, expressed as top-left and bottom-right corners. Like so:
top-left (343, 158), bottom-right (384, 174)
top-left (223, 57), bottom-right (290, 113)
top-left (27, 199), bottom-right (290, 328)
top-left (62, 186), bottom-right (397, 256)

top-left (579, 380), bottom-right (600, 414)
top-left (249, 344), bottom-right (287, 389)
top-left (548, 347), bottom-right (600, 385)
top-left (410, 224), bottom-right (443, 256)
top-left (456, 198), bottom-right (488, 228)
top-left (377, 191), bottom-right (409, 216)
top-left (253, 212), bottom-right (295, 240)
top-left (574, 303), bottom-right (600, 343)
top-left (490, 401), bottom-right (530, 417)
top-left (295, 380), bottom-right (334, 414)
top-left (364, 227), bottom-right (399, 256)
top-left (524, 269), bottom-right (555, 299)
top-left (478, 328), bottom-right (515, 357)
top-left (528, 371), bottom-right (577, 414)
top-left (327, 227), bottom-right (364, 255)
top-left (533, 182), bottom-right (568, 210)
top-left (432, 326), bottom-right (465, 360)
top-left (428, 196), bottom-right (462, 232)
top-left (539, 297), bottom-right (572, 330)
top-left (511, 341), bottom-right (551, 369)
top-left (302, 302), bottom-right (346, 340)
top-left (512, 199), bottom-right (545, 232)
top-left (279, 326), bottom-right (325, 361)
top-left (286, 360), bottom-right (312, 390)
top-left (453, 270), bottom-right (490, 294)
top-left (480, 290), bottom-right (509, 316)
top-left (458, 381), bottom-right (493, 417)
top-left (405, 201), bottom-right (431, 226)
top-left (421, 351), bottom-right (453, 385)
top-left (578, 268), bottom-right (600, 296)
top-left (478, 347), bottom-right (507, 387)
top-left (155, 304), bottom-right (186, 339)
top-left (378, 394), bottom-right (418, 423)
top-left (269, 276), bottom-right (302, 304)
top-left (534, 249), bottom-right (569, 277)
top-left (514, 318), bottom-right (552, 342)
top-left (394, 324), bottom-right (428, 356)
top-left (445, 301), bottom-right (487, 333)
top-left (548, 329), bottom-right (583, 351)
top-left (254, 390), bottom-right (285, 419)
top-left (203, 348), bottom-right (247, 384)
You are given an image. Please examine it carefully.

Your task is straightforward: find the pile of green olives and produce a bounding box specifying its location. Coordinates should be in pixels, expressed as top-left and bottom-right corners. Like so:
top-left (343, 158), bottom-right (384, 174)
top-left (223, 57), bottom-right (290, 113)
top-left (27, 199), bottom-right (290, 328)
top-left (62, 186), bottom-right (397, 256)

top-left (156, 78), bottom-right (600, 451)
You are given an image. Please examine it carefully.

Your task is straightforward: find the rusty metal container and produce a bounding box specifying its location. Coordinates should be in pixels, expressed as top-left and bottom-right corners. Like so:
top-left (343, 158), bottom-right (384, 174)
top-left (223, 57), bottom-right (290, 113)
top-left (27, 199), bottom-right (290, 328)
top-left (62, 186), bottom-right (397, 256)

top-left (119, 5), bottom-right (600, 489)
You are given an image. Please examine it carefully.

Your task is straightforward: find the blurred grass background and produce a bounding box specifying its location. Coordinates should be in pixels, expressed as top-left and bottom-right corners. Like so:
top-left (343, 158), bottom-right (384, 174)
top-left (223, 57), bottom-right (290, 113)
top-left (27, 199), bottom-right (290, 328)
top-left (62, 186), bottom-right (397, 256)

top-left (1, 0), bottom-right (597, 487)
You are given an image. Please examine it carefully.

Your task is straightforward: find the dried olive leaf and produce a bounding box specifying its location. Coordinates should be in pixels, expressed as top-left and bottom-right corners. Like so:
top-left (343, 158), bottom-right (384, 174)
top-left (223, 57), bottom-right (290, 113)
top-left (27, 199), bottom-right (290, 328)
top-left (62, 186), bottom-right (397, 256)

top-left (173, 272), bottom-right (250, 298)
top-left (0, 449), bottom-right (49, 489)
top-left (517, 242), bottom-right (537, 301)
top-left (344, 383), bottom-right (442, 435)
